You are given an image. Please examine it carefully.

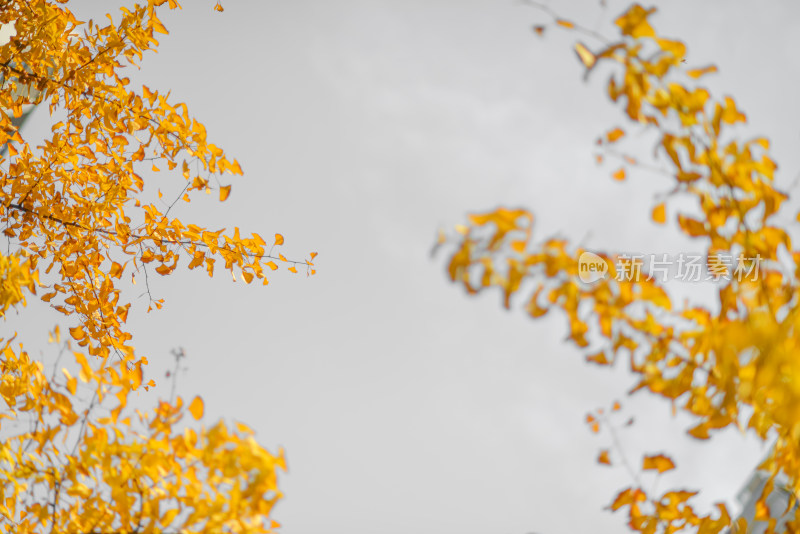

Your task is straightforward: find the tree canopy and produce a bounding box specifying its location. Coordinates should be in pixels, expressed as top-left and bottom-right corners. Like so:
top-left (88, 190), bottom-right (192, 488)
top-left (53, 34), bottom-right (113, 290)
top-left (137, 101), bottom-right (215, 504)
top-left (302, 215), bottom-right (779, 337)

top-left (445, 3), bottom-right (797, 533)
top-left (0, 1), bottom-right (314, 532)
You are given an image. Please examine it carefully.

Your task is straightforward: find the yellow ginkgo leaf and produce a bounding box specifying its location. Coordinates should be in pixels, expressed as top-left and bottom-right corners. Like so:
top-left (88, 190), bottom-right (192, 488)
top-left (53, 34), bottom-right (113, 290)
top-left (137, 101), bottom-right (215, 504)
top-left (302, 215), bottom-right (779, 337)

top-left (161, 508), bottom-right (179, 527)
top-left (219, 185), bottom-right (231, 201)
top-left (586, 351), bottom-right (610, 365)
top-left (652, 202), bottom-right (666, 224)
top-left (642, 453), bottom-right (675, 473)
top-left (274, 233), bottom-right (284, 246)
top-left (188, 396), bottom-right (204, 420)
top-left (598, 449), bottom-right (611, 465)
top-left (606, 127), bottom-right (625, 143)
top-left (575, 42), bottom-right (596, 69)
top-left (686, 64), bottom-right (717, 79)
top-left (678, 214), bottom-right (706, 237)
top-left (612, 168), bottom-right (626, 181)
top-left (556, 19), bottom-right (575, 29)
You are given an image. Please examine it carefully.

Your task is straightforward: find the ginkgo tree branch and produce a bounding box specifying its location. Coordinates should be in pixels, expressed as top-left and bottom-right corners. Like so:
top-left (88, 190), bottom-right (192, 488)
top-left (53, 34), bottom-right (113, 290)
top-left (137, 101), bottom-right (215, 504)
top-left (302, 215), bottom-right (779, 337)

top-left (0, 2), bottom-right (294, 532)
top-left (3, 201), bottom-right (313, 266)
top-left (443, 3), bottom-right (796, 533)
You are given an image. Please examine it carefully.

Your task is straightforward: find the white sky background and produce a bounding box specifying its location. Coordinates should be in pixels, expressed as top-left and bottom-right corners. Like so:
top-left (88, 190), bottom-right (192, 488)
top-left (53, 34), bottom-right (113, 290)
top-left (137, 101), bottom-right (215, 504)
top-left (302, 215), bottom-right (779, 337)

top-left (7, 1), bottom-right (800, 533)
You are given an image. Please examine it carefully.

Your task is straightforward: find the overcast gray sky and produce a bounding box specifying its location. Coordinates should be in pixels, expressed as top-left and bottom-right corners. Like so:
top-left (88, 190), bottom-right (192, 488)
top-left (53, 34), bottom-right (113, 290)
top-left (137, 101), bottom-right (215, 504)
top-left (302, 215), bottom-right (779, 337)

top-left (8, 1), bottom-right (800, 533)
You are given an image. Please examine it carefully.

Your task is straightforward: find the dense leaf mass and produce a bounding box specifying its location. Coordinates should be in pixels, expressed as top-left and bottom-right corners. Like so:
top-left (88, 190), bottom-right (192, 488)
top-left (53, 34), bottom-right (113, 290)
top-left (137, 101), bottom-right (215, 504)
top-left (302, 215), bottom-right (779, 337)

top-left (0, 1), bottom-right (312, 532)
top-left (446, 4), bottom-right (797, 533)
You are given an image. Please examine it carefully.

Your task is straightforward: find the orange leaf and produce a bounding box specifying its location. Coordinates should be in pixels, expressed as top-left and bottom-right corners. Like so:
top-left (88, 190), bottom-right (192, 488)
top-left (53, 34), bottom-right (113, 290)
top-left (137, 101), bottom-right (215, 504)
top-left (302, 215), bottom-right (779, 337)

top-left (606, 128), bottom-right (625, 143)
top-left (152, 19), bottom-right (168, 35)
top-left (754, 499), bottom-right (770, 521)
top-left (687, 422), bottom-right (710, 439)
top-left (556, 19), bottom-right (575, 29)
top-left (274, 233), bottom-right (284, 246)
top-left (188, 396), bottom-right (204, 420)
top-left (214, 2), bottom-right (224, 11)
top-left (586, 351), bottom-right (610, 365)
top-left (652, 203), bottom-right (666, 224)
top-left (598, 449), bottom-right (611, 465)
top-left (611, 488), bottom-right (646, 511)
top-left (69, 326), bottom-right (85, 341)
top-left (686, 65), bottom-right (717, 79)
top-left (575, 42), bottom-right (596, 69)
top-left (678, 214), bottom-right (706, 237)
top-left (109, 262), bottom-right (124, 278)
top-left (612, 168), bottom-right (626, 181)
top-left (642, 453), bottom-right (675, 473)
top-left (219, 185), bottom-right (231, 201)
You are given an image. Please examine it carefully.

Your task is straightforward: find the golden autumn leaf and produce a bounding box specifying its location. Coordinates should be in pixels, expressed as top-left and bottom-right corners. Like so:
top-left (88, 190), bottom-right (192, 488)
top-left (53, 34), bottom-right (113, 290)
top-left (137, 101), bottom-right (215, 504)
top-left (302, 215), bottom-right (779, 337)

top-left (214, 2), bottom-right (225, 11)
top-left (651, 202), bottom-right (666, 224)
top-left (677, 214), bottom-right (706, 237)
top-left (686, 64), bottom-right (718, 78)
top-left (606, 127), bottom-right (625, 143)
top-left (687, 422), bottom-right (710, 440)
top-left (754, 499), bottom-right (770, 521)
top-left (274, 233), bottom-right (285, 246)
top-left (188, 395), bottom-right (204, 420)
top-left (556, 19), bottom-right (575, 29)
top-left (642, 454), bottom-right (675, 473)
top-left (69, 326), bottom-right (85, 341)
top-left (586, 413), bottom-right (600, 433)
top-left (219, 185), bottom-right (232, 201)
top-left (610, 488), bottom-right (647, 511)
top-left (62, 368), bottom-right (77, 395)
top-left (612, 168), bottom-right (626, 181)
top-left (598, 449), bottom-right (611, 465)
top-left (161, 508), bottom-right (179, 527)
top-left (109, 262), bottom-right (124, 279)
top-left (575, 42), bottom-right (596, 69)
top-left (586, 351), bottom-right (610, 365)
